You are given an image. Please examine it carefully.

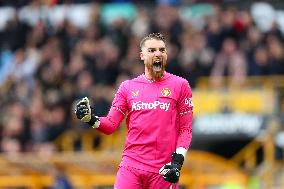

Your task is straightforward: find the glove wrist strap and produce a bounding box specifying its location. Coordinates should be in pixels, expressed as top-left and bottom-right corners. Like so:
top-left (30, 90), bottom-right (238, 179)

top-left (172, 152), bottom-right (184, 169)
top-left (88, 115), bottom-right (100, 128)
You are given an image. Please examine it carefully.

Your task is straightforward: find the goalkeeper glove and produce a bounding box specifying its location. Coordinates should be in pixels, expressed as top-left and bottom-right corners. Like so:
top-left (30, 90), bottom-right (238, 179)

top-left (159, 152), bottom-right (184, 183)
top-left (75, 97), bottom-right (100, 128)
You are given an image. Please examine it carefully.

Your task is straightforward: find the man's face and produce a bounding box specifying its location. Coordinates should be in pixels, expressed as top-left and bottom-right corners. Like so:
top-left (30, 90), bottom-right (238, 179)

top-left (140, 39), bottom-right (167, 80)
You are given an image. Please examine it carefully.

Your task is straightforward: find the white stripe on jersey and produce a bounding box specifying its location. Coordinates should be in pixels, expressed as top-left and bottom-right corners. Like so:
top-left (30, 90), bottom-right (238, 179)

top-left (114, 106), bottom-right (126, 116)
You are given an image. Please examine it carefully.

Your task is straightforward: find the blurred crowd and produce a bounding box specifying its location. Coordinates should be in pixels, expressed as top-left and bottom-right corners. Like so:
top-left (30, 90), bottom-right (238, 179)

top-left (0, 1), bottom-right (284, 155)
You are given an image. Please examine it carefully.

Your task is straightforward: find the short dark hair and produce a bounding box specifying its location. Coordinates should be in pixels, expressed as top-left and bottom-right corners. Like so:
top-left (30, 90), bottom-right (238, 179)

top-left (139, 33), bottom-right (166, 49)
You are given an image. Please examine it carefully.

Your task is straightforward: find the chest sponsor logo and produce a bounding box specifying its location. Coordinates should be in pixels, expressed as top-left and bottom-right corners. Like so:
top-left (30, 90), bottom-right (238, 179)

top-left (132, 101), bottom-right (170, 111)
top-left (161, 88), bottom-right (171, 97)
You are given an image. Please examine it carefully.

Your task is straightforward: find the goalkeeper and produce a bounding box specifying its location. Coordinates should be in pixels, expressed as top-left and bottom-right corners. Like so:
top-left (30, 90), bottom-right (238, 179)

top-left (75, 33), bottom-right (193, 189)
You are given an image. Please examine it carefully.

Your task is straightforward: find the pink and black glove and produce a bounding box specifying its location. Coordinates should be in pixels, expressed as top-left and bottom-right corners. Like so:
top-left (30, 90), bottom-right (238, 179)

top-left (75, 97), bottom-right (100, 128)
top-left (159, 152), bottom-right (184, 183)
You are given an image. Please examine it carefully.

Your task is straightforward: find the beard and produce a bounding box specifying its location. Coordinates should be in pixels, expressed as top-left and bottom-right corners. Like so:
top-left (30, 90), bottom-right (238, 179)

top-left (145, 59), bottom-right (166, 81)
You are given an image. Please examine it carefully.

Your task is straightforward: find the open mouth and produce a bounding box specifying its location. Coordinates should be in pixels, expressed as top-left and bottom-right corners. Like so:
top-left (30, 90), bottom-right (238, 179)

top-left (153, 60), bottom-right (162, 72)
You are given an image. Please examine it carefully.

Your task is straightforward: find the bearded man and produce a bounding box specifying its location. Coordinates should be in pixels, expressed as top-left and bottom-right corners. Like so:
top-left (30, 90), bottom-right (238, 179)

top-left (75, 33), bottom-right (193, 189)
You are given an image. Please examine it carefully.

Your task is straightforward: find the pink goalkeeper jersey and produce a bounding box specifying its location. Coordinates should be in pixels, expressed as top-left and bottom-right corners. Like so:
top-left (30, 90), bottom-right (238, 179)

top-left (97, 72), bottom-right (193, 173)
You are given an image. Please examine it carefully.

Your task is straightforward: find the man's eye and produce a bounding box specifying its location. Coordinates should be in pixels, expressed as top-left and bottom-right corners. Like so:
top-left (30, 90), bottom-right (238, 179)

top-left (148, 49), bottom-right (155, 53)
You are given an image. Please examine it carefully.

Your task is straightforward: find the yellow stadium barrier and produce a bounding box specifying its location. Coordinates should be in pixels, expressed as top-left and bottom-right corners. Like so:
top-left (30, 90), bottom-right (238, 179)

top-left (197, 75), bottom-right (284, 89)
top-left (230, 119), bottom-right (283, 189)
top-left (0, 150), bottom-right (248, 189)
top-left (192, 89), bottom-right (275, 115)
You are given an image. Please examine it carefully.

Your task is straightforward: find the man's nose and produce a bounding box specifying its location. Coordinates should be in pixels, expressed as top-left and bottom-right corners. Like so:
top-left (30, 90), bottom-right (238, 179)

top-left (154, 50), bottom-right (162, 57)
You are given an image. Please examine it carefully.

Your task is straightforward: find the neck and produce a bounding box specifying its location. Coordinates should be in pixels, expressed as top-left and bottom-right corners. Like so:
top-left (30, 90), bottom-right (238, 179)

top-left (144, 69), bottom-right (165, 81)
top-left (144, 70), bottom-right (152, 80)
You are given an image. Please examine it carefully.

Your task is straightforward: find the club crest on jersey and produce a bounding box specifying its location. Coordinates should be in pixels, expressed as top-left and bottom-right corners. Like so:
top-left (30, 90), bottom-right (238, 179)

top-left (161, 88), bottom-right (171, 97)
top-left (131, 90), bottom-right (139, 97)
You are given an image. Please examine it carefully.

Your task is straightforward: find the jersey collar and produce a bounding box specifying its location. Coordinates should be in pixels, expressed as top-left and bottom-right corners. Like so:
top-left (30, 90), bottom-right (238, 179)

top-left (142, 71), bottom-right (169, 83)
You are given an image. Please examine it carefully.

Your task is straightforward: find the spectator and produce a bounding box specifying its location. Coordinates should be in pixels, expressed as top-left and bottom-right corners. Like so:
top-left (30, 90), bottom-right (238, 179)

top-left (210, 37), bottom-right (247, 88)
top-left (0, 1), bottom-right (283, 154)
top-left (267, 35), bottom-right (284, 75)
top-left (249, 46), bottom-right (270, 76)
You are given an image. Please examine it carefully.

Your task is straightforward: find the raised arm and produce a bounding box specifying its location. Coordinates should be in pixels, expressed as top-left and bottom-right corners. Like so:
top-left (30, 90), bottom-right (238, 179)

top-left (75, 81), bottom-right (129, 135)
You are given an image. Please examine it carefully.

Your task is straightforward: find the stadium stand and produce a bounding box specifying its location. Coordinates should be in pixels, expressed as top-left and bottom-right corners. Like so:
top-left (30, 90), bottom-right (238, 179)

top-left (0, 0), bottom-right (284, 188)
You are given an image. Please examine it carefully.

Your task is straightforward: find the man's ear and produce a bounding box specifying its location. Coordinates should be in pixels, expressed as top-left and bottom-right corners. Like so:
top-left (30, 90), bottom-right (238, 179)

top-left (140, 51), bottom-right (144, 61)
